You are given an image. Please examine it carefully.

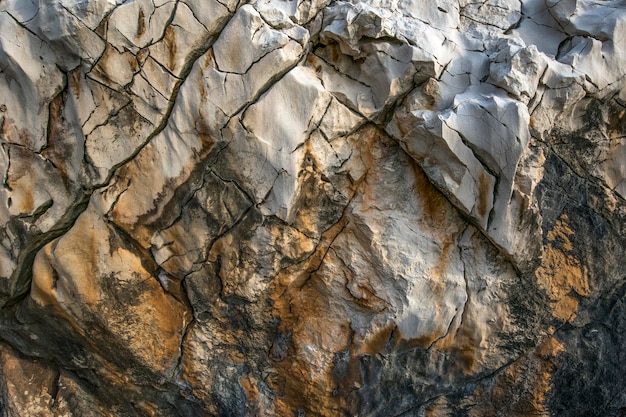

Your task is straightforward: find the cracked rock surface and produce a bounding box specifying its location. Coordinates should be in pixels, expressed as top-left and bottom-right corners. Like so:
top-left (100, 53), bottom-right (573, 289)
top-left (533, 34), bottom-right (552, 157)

top-left (0, 0), bottom-right (625, 415)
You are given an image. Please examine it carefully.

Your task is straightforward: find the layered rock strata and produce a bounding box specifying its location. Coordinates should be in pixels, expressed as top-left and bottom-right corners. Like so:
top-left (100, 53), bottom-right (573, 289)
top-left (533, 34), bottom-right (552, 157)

top-left (0, 0), bottom-right (625, 415)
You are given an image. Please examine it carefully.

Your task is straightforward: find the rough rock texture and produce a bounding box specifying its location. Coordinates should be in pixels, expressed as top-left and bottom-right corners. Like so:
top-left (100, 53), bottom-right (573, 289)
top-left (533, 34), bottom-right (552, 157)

top-left (0, 0), bottom-right (624, 415)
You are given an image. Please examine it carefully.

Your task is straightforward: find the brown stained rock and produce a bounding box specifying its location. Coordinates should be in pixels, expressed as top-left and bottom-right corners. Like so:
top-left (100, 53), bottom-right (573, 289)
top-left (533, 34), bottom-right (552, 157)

top-left (0, 0), bottom-right (624, 415)
top-left (30, 206), bottom-right (189, 377)
top-left (267, 126), bottom-right (523, 414)
top-left (465, 337), bottom-right (565, 417)
top-left (0, 344), bottom-right (59, 416)
top-left (0, 342), bottom-right (116, 417)
top-left (536, 214), bottom-right (590, 322)
top-left (106, 127), bottom-right (219, 248)
top-left (90, 44), bottom-right (140, 90)
top-left (4, 144), bottom-right (64, 222)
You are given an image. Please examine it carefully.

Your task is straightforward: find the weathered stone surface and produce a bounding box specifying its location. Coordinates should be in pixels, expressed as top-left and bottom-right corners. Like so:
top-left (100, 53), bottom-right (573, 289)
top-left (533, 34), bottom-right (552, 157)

top-left (0, 0), bottom-right (624, 416)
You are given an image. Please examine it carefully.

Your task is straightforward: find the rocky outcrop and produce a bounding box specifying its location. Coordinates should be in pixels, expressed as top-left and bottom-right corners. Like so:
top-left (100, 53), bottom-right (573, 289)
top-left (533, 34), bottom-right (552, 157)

top-left (0, 0), bottom-right (624, 415)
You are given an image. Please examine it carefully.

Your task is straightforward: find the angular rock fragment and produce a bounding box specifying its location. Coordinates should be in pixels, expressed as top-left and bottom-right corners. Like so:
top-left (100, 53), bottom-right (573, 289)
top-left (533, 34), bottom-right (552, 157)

top-left (315, 1), bottom-right (443, 120)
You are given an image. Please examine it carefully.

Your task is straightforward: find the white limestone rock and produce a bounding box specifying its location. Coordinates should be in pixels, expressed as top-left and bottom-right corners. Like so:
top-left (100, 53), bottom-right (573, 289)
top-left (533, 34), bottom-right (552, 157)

top-left (32, 2), bottom-right (105, 66)
top-left (72, 71), bottom-right (131, 138)
top-left (363, 0), bottom-right (461, 31)
top-left (242, 66), bottom-right (331, 219)
top-left (214, 5), bottom-right (292, 74)
top-left (315, 1), bottom-right (443, 120)
top-left (58, 0), bottom-right (122, 30)
top-left (437, 49), bottom-right (493, 108)
top-left (0, 13), bottom-right (65, 152)
top-left (254, 0), bottom-right (331, 26)
top-left (129, 69), bottom-right (172, 125)
top-left (529, 59), bottom-right (587, 137)
top-left (388, 83), bottom-right (544, 270)
top-left (106, 0), bottom-right (176, 53)
top-left (549, 0), bottom-right (626, 94)
top-left (83, 105), bottom-right (153, 184)
top-left (448, 94), bottom-right (530, 188)
top-left (147, 2), bottom-right (214, 77)
top-left (488, 38), bottom-right (548, 102)
top-left (388, 103), bottom-right (495, 230)
top-left (176, 4), bottom-right (307, 123)
top-left (460, 0), bottom-right (522, 31)
top-left (151, 173), bottom-right (253, 279)
top-left (318, 97), bottom-right (364, 141)
top-left (547, 0), bottom-right (626, 39)
top-left (89, 44), bottom-right (139, 90)
top-left (100, 122), bottom-right (219, 248)
top-left (510, 0), bottom-right (567, 56)
top-left (1, 0), bottom-right (109, 66)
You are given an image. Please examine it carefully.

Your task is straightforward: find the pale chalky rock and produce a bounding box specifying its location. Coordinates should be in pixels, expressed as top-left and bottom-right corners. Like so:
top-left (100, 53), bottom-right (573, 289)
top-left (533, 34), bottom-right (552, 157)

top-left (0, 0), bottom-right (624, 416)
top-left (488, 38), bottom-right (548, 103)
top-left (548, 0), bottom-right (626, 93)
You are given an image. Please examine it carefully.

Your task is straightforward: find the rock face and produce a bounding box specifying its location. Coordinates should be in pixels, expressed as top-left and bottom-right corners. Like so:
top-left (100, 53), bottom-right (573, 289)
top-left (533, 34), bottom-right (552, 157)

top-left (0, 0), bottom-right (624, 415)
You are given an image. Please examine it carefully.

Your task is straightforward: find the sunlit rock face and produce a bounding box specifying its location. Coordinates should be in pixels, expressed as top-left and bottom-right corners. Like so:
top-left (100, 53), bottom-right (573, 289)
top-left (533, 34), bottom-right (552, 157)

top-left (0, 0), bottom-right (624, 415)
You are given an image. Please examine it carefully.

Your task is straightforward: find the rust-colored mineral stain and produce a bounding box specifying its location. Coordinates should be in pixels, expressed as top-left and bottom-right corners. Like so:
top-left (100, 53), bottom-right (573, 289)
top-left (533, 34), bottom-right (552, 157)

top-left (476, 170), bottom-right (492, 220)
top-left (269, 223), bottom-right (351, 415)
top-left (356, 324), bottom-right (395, 355)
top-left (536, 215), bottom-right (589, 321)
top-left (288, 143), bottom-right (328, 235)
top-left (393, 331), bottom-right (437, 352)
top-left (270, 126), bottom-right (472, 414)
top-left (552, 294), bottom-right (579, 322)
top-left (529, 337), bottom-right (565, 413)
top-left (202, 49), bottom-right (213, 70)
top-left (546, 216), bottom-right (574, 251)
top-left (136, 8), bottom-right (146, 38)
top-left (420, 78), bottom-right (441, 111)
top-left (267, 134), bottom-right (368, 415)
top-left (68, 69), bottom-right (82, 98)
top-left (608, 100), bottom-right (626, 139)
top-left (43, 93), bottom-right (73, 191)
top-left (13, 124), bottom-right (34, 149)
top-left (13, 185), bottom-right (34, 214)
top-left (536, 336), bottom-right (565, 358)
top-left (95, 14), bottom-right (107, 37)
top-left (305, 53), bottom-right (323, 76)
top-left (429, 238), bottom-right (454, 287)
top-left (467, 337), bottom-right (565, 416)
top-left (135, 48), bottom-right (148, 67)
top-left (456, 346), bottom-right (478, 375)
top-left (0, 346), bottom-right (60, 416)
top-left (240, 373), bottom-right (260, 414)
top-left (425, 396), bottom-right (453, 417)
top-left (163, 25), bottom-right (177, 72)
top-left (31, 245), bottom-right (59, 307)
top-left (328, 44), bottom-right (341, 64)
top-left (195, 118), bottom-right (216, 150)
top-left (410, 158), bottom-right (451, 229)
top-left (5, 147), bottom-right (37, 214)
